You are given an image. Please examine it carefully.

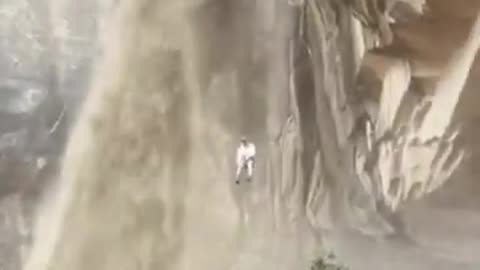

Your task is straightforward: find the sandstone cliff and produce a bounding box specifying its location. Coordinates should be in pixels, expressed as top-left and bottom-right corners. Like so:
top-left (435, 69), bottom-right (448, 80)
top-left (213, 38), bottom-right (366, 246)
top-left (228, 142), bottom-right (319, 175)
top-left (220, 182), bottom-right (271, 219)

top-left (0, 0), bottom-right (479, 270)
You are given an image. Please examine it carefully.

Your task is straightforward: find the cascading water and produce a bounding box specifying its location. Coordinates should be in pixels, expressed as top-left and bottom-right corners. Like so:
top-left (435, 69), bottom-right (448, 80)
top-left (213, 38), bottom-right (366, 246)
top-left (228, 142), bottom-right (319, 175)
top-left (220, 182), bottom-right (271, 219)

top-left (23, 1), bottom-right (318, 270)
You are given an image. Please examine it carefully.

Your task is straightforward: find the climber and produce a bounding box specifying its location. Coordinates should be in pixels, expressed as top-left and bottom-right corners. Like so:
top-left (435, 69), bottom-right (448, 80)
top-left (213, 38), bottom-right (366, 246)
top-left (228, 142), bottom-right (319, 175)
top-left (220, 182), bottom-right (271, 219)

top-left (235, 136), bottom-right (256, 184)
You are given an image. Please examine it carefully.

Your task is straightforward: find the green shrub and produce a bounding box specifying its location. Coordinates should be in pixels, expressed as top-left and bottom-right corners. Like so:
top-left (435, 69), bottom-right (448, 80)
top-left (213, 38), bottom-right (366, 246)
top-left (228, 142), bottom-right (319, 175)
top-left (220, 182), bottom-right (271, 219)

top-left (310, 253), bottom-right (348, 270)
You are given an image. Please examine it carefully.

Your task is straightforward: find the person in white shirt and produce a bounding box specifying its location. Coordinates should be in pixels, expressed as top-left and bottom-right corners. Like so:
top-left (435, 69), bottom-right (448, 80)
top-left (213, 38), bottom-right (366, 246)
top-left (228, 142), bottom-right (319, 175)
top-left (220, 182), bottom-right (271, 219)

top-left (235, 136), bottom-right (256, 184)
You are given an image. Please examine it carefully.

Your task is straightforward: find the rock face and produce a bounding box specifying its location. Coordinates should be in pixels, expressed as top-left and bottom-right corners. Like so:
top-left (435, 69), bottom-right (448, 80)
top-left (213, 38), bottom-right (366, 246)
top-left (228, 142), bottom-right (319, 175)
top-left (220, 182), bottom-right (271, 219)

top-left (0, 0), bottom-right (96, 268)
top-left (0, 0), bottom-right (479, 270)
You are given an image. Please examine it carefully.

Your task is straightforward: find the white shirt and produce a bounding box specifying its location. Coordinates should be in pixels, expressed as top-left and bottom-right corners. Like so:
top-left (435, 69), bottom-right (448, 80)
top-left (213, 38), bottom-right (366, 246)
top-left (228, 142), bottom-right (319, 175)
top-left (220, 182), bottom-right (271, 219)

top-left (236, 142), bottom-right (256, 166)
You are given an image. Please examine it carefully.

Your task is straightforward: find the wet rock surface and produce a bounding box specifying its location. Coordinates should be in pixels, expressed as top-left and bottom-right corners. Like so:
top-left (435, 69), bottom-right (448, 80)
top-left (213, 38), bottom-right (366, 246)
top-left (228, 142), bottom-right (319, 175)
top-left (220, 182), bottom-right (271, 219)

top-left (0, 0), bottom-right (96, 268)
top-left (0, 69), bottom-right (68, 270)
